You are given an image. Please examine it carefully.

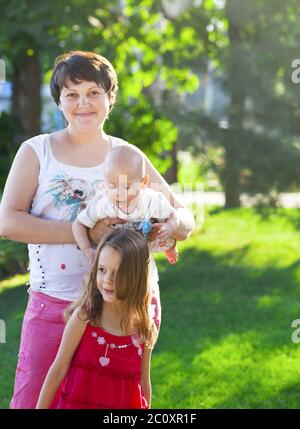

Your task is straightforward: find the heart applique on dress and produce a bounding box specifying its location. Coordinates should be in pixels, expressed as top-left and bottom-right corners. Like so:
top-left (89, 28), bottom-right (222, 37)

top-left (99, 356), bottom-right (110, 366)
top-left (92, 330), bottom-right (133, 367)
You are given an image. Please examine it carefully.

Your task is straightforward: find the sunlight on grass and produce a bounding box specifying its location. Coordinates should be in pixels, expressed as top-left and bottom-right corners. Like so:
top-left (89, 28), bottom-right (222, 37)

top-left (190, 208), bottom-right (300, 272)
top-left (153, 334), bottom-right (260, 408)
top-left (192, 333), bottom-right (258, 407)
top-left (261, 347), bottom-right (300, 389)
top-left (3, 208), bottom-right (300, 408)
top-left (193, 339), bottom-right (300, 408)
top-left (257, 295), bottom-right (281, 308)
top-left (0, 273), bottom-right (29, 293)
top-left (153, 331), bottom-right (300, 408)
top-left (291, 265), bottom-right (300, 282)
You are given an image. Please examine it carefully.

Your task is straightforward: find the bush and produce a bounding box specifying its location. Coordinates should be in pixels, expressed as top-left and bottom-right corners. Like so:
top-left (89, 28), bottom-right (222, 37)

top-left (0, 111), bottom-right (21, 193)
top-left (0, 240), bottom-right (28, 280)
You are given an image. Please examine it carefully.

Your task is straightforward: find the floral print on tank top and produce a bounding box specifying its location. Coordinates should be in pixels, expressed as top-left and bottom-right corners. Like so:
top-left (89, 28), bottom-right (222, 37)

top-left (46, 173), bottom-right (104, 221)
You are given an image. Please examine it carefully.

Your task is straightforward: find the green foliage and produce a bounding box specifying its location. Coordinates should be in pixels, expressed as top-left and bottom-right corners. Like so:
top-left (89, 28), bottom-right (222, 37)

top-left (0, 112), bottom-right (21, 192)
top-left (157, 0), bottom-right (300, 199)
top-left (2, 0), bottom-right (300, 196)
top-left (106, 95), bottom-right (176, 172)
top-left (0, 240), bottom-right (28, 279)
top-left (0, 0), bottom-right (201, 171)
top-left (79, 0), bottom-right (199, 166)
top-left (177, 148), bottom-right (222, 190)
top-left (216, 0), bottom-right (300, 198)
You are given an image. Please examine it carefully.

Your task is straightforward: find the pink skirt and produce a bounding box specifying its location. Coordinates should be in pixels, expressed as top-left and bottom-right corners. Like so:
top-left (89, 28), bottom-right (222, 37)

top-left (10, 291), bottom-right (72, 409)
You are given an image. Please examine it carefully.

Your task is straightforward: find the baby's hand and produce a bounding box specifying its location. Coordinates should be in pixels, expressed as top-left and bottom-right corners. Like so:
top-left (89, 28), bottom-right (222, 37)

top-left (84, 247), bottom-right (96, 265)
top-left (152, 214), bottom-right (179, 246)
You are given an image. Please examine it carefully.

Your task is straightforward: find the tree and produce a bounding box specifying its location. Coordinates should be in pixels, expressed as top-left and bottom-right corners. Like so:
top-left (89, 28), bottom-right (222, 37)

top-left (221, 0), bottom-right (300, 205)
top-left (0, 0), bottom-right (101, 141)
top-left (0, 0), bottom-right (198, 174)
top-left (174, 0), bottom-right (300, 206)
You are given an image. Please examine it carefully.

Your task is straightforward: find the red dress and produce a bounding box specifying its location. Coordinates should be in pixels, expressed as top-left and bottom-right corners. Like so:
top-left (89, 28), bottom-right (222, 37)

top-left (53, 323), bottom-right (148, 409)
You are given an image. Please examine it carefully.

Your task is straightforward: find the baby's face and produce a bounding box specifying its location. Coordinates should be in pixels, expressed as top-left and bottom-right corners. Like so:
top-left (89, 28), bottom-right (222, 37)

top-left (105, 167), bottom-right (145, 211)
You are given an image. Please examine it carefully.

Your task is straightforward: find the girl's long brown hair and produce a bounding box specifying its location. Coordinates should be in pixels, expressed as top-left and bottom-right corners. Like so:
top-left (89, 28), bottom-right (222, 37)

top-left (65, 228), bottom-right (156, 348)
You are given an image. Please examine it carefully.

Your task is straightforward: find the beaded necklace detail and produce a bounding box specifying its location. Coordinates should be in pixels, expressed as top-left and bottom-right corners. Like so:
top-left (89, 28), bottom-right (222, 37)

top-left (92, 331), bottom-right (143, 367)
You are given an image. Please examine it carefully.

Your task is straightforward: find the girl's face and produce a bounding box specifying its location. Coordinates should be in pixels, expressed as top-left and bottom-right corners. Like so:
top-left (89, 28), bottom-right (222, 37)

top-left (96, 246), bottom-right (121, 305)
top-left (59, 79), bottom-right (110, 132)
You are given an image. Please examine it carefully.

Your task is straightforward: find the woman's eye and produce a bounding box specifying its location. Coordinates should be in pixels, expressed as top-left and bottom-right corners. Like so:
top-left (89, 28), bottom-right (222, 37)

top-left (90, 91), bottom-right (100, 96)
top-left (67, 93), bottom-right (77, 97)
top-left (98, 267), bottom-right (105, 273)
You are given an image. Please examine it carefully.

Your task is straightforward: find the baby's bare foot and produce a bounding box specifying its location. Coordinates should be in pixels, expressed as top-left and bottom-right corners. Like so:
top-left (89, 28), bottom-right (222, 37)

top-left (165, 247), bottom-right (179, 265)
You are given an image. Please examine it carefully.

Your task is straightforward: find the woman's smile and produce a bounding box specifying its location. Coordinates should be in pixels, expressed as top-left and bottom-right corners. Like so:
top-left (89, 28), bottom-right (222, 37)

top-left (76, 111), bottom-right (95, 114)
top-left (74, 112), bottom-right (97, 117)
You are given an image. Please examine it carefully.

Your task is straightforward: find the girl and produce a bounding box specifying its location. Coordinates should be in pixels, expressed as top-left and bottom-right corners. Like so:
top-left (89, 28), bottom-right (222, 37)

top-left (0, 50), bottom-right (194, 408)
top-left (36, 228), bottom-right (155, 409)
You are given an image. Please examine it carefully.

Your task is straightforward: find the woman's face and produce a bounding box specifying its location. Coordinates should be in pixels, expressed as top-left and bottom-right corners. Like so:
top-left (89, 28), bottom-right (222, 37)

top-left (59, 79), bottom-right (110, 132)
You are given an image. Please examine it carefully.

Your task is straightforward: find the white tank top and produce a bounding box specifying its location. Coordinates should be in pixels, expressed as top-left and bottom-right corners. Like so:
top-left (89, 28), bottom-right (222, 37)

top-left (24, 134), bottom-right (159, 301)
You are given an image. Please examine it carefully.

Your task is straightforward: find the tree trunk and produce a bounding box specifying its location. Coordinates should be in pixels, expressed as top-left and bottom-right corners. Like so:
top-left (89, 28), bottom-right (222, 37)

top-left (224, 0), bottom-right (246, 208)
top-left (163, 142), bottom-right (178, 184)
top-left (12, 52), bottom-right (41, 144)
top-left (160, 88), bottom-right (179, 185)
top-left (223, 135), bottom-right (241, 208)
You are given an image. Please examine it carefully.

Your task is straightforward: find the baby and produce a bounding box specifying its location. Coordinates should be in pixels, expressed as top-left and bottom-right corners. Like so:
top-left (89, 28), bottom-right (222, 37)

top-left (72, 145), bottom-right (179, 264)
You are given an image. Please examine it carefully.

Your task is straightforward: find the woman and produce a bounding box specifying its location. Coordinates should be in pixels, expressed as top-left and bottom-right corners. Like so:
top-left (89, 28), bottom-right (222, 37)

top-left (0, 50), bottom-right (194, 409)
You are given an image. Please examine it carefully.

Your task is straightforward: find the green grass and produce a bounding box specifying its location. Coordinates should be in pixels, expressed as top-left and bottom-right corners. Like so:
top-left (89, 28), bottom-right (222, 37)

top-left (1, 208), bottom-right (300, 408)
top-left (0, 275), bottom-right (29, 409)
top-left (152, 207), bottom-right (300, 408)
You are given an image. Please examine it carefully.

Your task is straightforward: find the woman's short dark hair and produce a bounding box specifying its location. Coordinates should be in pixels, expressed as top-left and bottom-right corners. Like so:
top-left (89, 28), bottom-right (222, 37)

top-left (50, 50), bottom-right (118, 112)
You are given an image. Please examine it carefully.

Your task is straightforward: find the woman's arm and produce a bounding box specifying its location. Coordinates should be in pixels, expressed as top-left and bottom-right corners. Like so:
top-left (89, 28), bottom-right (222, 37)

top-left (143, 154), bottom-right (195, 241)
top-left (0, 144), bottom-right (121, 245)
top-left (141, 348), bottom-right (152, 408)
top-left (72, 219), bottom-right (93, 252)
top-left (72, 219), bottom-right (96, 263)
top-left (36, 309), bottom-right (86, 409)
top-left (0, 144), bottom-right (75, 244)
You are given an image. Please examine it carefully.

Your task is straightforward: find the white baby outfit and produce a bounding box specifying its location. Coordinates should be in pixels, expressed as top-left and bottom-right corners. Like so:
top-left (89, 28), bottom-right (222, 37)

top-left (77, 187), bottom-right (176, 253)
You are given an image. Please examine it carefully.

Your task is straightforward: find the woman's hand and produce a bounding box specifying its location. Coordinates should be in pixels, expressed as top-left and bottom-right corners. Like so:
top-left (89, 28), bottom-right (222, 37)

top-left (146, 224), bottom-right (160, 243)
top-left (88, 217), bottom-right (127, 245)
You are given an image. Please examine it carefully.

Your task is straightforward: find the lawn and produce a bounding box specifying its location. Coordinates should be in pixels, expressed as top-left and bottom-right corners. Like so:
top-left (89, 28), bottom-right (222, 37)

top-left (1, 207), bottom-right (300, 408)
